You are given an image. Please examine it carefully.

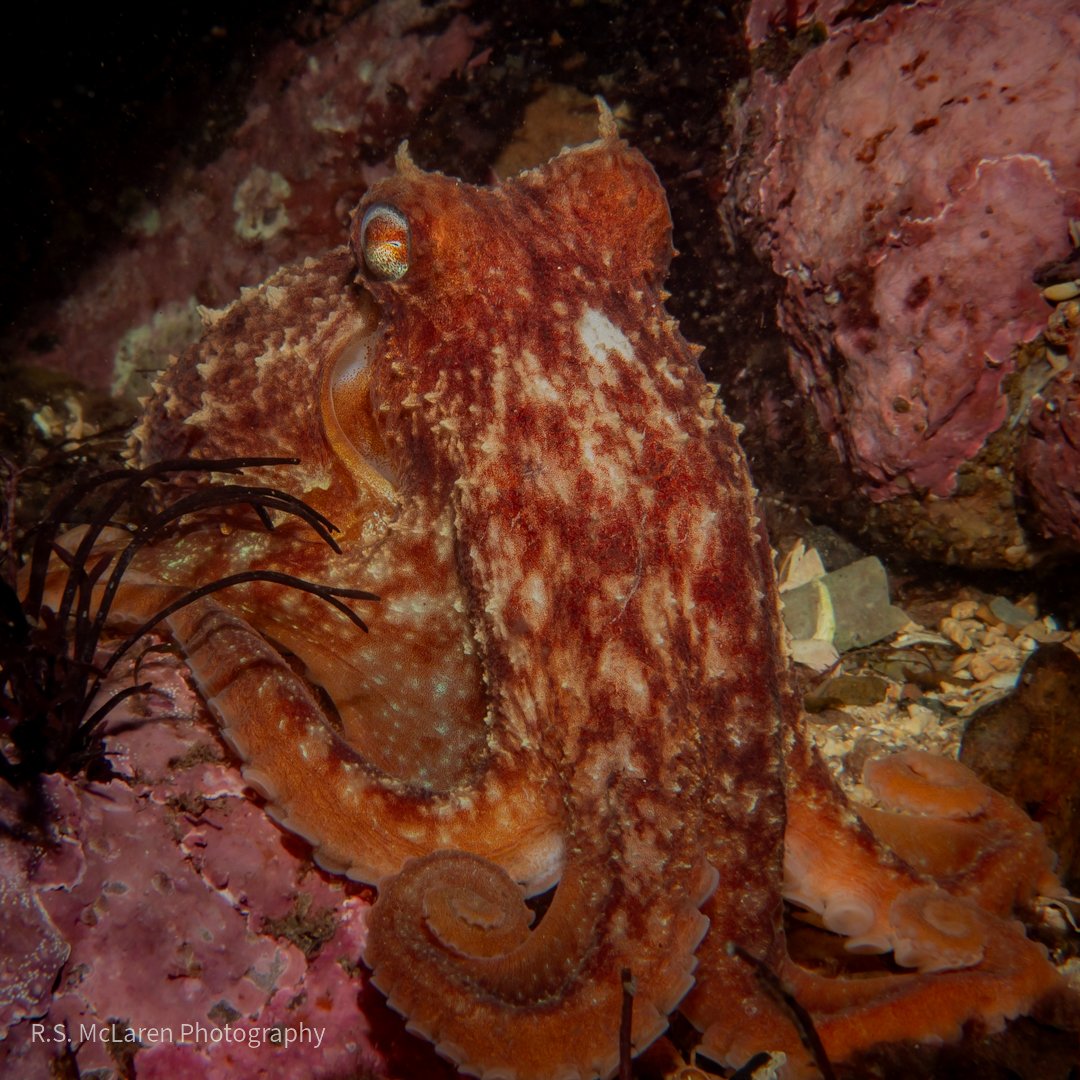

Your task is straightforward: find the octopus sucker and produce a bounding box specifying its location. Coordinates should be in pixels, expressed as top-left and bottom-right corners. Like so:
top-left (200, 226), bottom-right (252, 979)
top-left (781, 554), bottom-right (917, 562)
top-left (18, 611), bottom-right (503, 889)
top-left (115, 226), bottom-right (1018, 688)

top-left (65, 102), bottom-right (1075, 1078)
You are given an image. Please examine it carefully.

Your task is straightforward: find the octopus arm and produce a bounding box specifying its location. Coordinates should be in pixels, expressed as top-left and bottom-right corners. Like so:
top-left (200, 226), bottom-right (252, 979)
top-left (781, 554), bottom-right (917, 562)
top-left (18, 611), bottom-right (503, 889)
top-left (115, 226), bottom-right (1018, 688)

top-left (857, 750), bottom-right (1067, 911)
top-left (365, 837), bottom-right (719, 1080)
top-left (166, 595), bottom-right (561, 889)
top-left (693, 728), bottom-right (1069, 1076)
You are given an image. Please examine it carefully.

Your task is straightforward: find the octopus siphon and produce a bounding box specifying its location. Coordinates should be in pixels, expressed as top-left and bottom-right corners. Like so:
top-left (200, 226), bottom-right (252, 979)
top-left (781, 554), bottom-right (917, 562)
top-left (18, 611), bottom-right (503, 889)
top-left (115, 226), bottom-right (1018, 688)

top-left (85, 107), bottom-right (1073, 1078)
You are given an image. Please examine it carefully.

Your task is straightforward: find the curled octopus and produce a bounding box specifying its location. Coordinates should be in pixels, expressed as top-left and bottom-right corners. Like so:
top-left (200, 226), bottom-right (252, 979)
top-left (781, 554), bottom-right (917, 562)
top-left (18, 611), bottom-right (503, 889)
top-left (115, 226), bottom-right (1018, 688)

top-left (86, 110), bottom-right (1072, 1077)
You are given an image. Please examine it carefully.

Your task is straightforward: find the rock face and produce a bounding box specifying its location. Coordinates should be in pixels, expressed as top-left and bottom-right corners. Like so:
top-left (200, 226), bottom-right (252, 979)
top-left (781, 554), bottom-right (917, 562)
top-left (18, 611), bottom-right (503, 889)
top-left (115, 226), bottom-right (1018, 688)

top-left (962, 643), bottom-right (1080, 895)
top-left (5, 0), bottom-right (481, 397)
top-left (725, 0), bottom-right (1080, 561)
top-left (0, 652), bottom-right (432, 1080)
top-left (1018, 300), bottom-right (1080, 546)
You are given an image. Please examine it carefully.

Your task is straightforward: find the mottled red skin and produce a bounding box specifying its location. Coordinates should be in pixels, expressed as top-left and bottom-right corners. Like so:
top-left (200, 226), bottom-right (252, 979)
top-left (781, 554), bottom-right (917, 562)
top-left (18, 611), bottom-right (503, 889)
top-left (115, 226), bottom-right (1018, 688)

top-left (93, 126), bottom-right (1072, 1077)
top-left (351, 137), bottom-right (791, 1073)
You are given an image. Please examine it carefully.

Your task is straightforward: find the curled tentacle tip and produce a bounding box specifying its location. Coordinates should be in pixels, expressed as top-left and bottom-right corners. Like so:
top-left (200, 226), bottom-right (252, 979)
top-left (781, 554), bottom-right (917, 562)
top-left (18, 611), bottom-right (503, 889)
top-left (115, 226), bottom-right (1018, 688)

top-left (863, 750), bottom-right (991, 819)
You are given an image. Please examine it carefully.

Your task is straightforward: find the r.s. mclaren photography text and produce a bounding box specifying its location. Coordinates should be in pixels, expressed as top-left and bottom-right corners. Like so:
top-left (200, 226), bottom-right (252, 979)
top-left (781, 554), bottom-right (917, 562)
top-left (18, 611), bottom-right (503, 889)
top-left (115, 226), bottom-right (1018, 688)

top-left (32, 1021), bottom-right (326, 1050)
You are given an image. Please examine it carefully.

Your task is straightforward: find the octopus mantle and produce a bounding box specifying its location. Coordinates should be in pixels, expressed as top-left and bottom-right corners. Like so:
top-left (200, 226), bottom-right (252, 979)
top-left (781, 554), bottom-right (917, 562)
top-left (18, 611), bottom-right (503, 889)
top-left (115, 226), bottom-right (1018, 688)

top-left (99, 116), bottom-right (1071, 1077)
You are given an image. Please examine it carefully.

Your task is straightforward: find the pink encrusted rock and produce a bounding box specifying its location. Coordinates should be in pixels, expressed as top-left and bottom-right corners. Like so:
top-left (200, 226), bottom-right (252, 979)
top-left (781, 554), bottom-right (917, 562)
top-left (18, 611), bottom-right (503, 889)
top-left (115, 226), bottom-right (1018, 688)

top-left (725, 0), bottom-right (1080, 525)
top-left (0, 840), bottom-right (69, 1033)
top-left (744, 0), bottom-right (853, 48)
top-left (9, 0), bottom-right (482, 396)
top-left (0, 651), bottom-right (396, 1079)
top-left (134, 898), bottom-right (375, 1080)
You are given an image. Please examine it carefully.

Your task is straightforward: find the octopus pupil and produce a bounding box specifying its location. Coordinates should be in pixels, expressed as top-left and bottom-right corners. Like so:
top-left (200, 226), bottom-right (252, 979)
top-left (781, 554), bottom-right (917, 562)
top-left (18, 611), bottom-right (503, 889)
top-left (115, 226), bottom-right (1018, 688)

top-left (361, 204), bottom-right (410, 282)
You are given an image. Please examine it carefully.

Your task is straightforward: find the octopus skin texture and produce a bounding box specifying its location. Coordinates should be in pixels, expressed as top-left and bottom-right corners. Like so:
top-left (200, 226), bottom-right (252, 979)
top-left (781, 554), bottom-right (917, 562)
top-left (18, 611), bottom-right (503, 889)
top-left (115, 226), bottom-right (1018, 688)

top-left (95, 115), bottom-right (1073, 1078)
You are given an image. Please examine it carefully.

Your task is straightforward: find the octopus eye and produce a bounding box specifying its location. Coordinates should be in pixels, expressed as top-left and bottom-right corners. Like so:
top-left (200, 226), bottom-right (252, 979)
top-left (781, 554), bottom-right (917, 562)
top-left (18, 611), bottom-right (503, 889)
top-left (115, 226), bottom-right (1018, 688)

top-left (360, 203), bottom-right (410, 282)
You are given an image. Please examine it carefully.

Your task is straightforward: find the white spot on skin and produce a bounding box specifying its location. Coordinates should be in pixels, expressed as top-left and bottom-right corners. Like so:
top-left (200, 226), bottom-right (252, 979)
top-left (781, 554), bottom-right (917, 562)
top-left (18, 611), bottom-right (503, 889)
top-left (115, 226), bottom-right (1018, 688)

top-left (578, 733), bottom-right (643, 799)
top-left (254, 349), bottom-right (276, 374)
top-left (518, 572), bottom-right (550, 628)
top-left (595, 638), bottom-right (652, 715)
top-left (576, 308), bottom-right (635, 367)
top-left (517, 350), bottom-right (561, 404)
top-left (299, 737), bottom-right (327, 763)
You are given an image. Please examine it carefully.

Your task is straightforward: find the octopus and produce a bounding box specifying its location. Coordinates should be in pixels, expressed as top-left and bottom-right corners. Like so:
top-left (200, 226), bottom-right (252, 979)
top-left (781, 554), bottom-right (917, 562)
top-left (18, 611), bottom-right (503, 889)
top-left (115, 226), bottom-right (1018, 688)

top-left (87, 107), bottom-right (1072, 1077)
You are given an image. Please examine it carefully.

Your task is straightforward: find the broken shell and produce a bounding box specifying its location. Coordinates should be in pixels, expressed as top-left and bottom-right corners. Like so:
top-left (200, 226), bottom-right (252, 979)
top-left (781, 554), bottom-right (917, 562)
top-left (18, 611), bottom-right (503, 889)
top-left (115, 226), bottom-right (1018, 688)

top-left (1043, 278), bottom-right (1080, 303)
